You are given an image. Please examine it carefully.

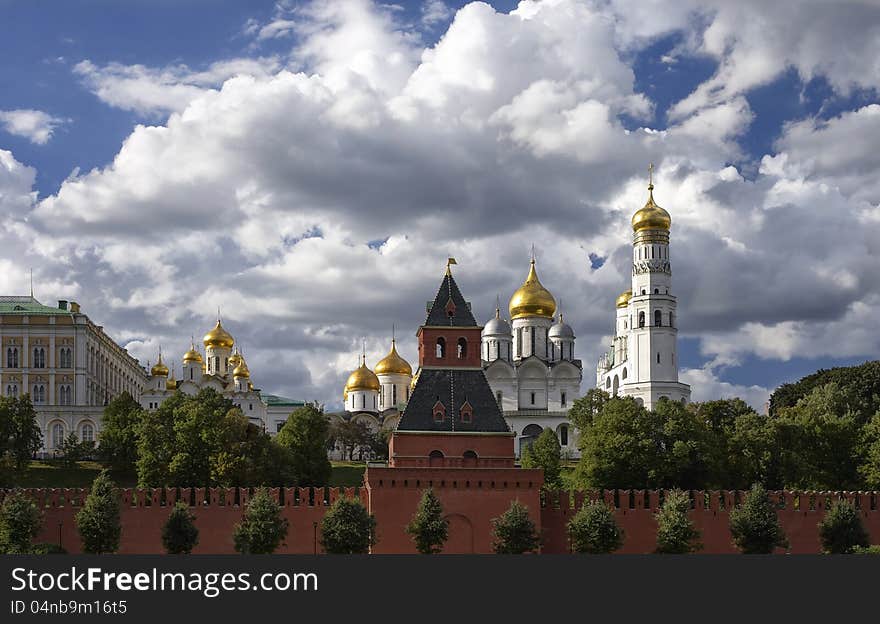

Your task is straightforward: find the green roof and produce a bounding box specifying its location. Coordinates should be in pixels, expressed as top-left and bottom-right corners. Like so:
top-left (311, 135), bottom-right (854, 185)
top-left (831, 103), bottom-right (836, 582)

top-left (0, 296), bottom-right (71, 316)
top-left (262, 393), bottom-right (306, 407)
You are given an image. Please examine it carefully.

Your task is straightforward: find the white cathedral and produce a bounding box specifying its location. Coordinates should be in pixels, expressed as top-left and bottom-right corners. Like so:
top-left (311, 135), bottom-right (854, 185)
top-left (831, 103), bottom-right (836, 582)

top-left (140, 318), bottom-right (303, 433)
top-left (596, 174), bottom-right (691, 408)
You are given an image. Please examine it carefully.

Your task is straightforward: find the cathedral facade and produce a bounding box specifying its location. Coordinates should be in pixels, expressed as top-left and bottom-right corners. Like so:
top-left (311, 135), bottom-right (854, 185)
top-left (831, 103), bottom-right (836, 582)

top-left (140, 319), bottom-right (303, 433)
top-left (481, 260), bottom-right (582, 457)
top-left (596, 175), bottom-right (691, 408)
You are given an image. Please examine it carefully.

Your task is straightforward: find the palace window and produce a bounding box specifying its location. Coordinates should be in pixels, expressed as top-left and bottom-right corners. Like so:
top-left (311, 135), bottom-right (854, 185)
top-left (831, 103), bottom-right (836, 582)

top-left (33, 347), bottom-right (46, 369)
top-left (51, 423), bottom-right (64, 448)
top-left (81, 423), bottom-right (94, 443)
top-left (6, 347), bottom-right (19, 368)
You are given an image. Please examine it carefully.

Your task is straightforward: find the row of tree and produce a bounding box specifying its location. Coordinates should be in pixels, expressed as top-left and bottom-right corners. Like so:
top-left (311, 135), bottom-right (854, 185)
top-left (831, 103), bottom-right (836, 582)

top-left (100, 390), bottom-right (333, 487)
top-left (566, 381), bottom-right (880, 491)
top-left (0, 395), bottom-right (42, 486)
top-left (1, 476), bottom-right (876, 555)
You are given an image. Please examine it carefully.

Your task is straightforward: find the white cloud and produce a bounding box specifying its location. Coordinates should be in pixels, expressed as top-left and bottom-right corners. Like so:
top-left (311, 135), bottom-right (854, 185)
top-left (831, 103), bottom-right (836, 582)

top-left (3, 0), bottom-right (877, 408)
top-left (0, 109), bottom-right (66, 145)
top-left (421, 0), bottom-right (453, 27)
top-left (680, 366), bottom-right (770, 412)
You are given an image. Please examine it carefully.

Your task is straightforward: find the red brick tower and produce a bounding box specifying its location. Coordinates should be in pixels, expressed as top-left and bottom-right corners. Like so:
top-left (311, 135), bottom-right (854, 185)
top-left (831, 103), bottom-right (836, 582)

top-left (366, 260), bottom-right (544, 553)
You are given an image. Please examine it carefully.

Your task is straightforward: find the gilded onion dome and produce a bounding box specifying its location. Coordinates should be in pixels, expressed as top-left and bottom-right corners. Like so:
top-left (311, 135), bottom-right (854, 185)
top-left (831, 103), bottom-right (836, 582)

top-left (183, 343), bottom-right (203, 363)
top-left (203, 319), bottom-right (234, 349)
top-left (228, 350), bottom-right (242, 369)
top-left (631, 179), bottom-right (671, 232)
top-left (374, 339), bottom-right (412, 377)
top-left (232, 357), bottom-right (250, 379)
top-left (509, 259), bottom-right (557, 320)
top-left (616, 289), bottom-right (632, 308)
top-left (150, 353), bottom-right (169, 377)
top-left (345, 355), bottom-right (381, 392)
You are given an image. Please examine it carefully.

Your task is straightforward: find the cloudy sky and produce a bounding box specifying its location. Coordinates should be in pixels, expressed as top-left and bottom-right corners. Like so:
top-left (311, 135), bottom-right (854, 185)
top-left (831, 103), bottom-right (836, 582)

top-left (1, 0), bottom-right (878, 411)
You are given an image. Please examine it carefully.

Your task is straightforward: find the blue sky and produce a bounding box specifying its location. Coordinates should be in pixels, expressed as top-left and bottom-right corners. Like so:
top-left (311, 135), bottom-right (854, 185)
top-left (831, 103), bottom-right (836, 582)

top-left (1, 0), bottom-right (878, 409)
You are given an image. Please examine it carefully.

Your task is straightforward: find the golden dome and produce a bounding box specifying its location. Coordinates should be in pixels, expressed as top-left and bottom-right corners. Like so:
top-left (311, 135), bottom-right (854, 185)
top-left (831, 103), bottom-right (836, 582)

top-left (183, 343), bottom-right (203, 363)
top-left (631, 183), bottom-right (671, 232)
top-left (509, 259), bottom-right (557, 320)
top-left (150, 353), bottom-right (169, 377)
top-left (232, 358), bottom-right (250, 379)
top-left (345, 356), bottom-right (381, 392)
top-left (203, 320), bottom-right (234, 349)
top-left (616, 289), bottom-right (632, 308)
top-left (374, 339), bottom-right (412, 377)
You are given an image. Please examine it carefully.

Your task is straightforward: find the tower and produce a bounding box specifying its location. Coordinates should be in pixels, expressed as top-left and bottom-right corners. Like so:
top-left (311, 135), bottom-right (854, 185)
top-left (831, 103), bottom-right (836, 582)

top-left (509, 258), bottom-right (556, 362)
top-left (374, 336), bottom-right (412, 411)
top-left (203, 318), bottom-right (234, 376)
top-left (344, 352), bottom-right (380, 412)
top-left (391, 259), bottom-right (514, 468)
top-left (596, 165), bottom-right (690, 408)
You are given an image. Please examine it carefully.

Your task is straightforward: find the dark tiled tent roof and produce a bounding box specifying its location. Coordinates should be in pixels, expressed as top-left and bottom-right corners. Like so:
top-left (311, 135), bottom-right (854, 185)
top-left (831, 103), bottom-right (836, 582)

top-left (397, 368), bottom-right (509, 433)
top-left (424, 271), bottom-right (477, 327)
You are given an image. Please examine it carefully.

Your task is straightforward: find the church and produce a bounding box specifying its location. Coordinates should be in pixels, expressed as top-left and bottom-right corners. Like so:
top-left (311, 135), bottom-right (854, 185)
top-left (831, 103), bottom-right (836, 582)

top-left (139, 318), bottom-right (303, 433)
top-left (596, 171), bottom-right (691, 408)
top-left (481, 259), bottom-right (582, 457)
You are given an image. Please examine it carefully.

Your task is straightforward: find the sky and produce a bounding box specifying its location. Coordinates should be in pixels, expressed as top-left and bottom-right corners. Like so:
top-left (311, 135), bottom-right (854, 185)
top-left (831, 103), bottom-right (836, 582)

top-left (1, 0), bottom-right (879, 411)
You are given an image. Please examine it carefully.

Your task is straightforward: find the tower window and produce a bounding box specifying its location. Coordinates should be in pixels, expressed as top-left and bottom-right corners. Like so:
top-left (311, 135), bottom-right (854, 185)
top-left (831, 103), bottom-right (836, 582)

top-left (433, 400), bottom-right (446, 422)
top-left (670, 312), bottom-right (674, 327)
top-left (561, 391), bottom-right (567, 407)
top-left (392, 384), bottom-right (397, 405)
top-left (560, 425), bottom-right (568, 446)
top-left (657, 352), bottom-right (661, 363)
top-left (361, 394), bottom-right (365, 409)
top-left (655, 310), bottom-right (662, 326)
top-left (436, 337), bottom-right (446, 358)
top-left (622, 367), bottom-right (627, 380)
top-left (457, 337), bottom-right (467, 359)
top-left (654, 288), bottom-right (659, 294)
top-left (530, 327), bottom-right (536, 355)
top-left (641, 289), bottom-right (646, 295)
top-left (530, 392), bottom-right (536, 405)
top-left (460, 401), bottom-right (473, 423)
top-left (496, 391), bottom-right (502, 405)
top-left (638, 312), bottom-right (645, 328)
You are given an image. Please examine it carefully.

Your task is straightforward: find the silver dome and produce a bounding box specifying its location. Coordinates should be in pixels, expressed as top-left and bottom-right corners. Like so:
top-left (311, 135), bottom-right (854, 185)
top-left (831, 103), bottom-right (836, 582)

top-left (483, 310), bottom-right (511, 336)
top-left (549, 318), bottom-right (575, 339)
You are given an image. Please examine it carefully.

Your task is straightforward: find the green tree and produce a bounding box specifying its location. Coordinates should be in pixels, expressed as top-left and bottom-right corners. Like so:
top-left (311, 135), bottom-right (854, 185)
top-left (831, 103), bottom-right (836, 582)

top-left (568, 388), bottom-right (609, 432)
top-left (0, 394), bottom-right (42, 469)
top-left (728, 483), bottom-right (788, 554)
top-left (405, 489), bottom-right (449, 554)
top-left (276, 404), bottom-right (332, 486)
top-left (859, 411), bottom-right (880, 488)
top-left (58, 432), bottom-right (92, 468)
top-left (98, 392), bottom-right (143, 472)
top-left (76, 471), bottom-right (121, 554)
top-left (136, 392), bottom-right (184, 487)
top-left (0, 451), bottom-right (16, 488)
top-left (0, 491), bottom-right (43, 554)
top-left (320, 497), bottom-right (376, 554)
top-left (654, 489), bottom-right (701, 554)
top-left (491, 500), bottom-right (540, 554)
top-left (162, 502), bottom-right (199, 554)
top-left (727, 411), bottom-right (782, 489)
top-left (769, 360), bottom-right (880, 422)
top-left (568, 501), bottom-right (624, 554)
top-left (233, 488), bottom-right (289, 554)
top-left (818, 499), bottom-right (870, 554)
top-left (657, 398), bottom-right (714, 489)
top-left (520, 428), bottom-right (562, 489)
top-left (575, 396), bottom-right (665, 489)
top-left (775, 383), bottom-right (862, 489)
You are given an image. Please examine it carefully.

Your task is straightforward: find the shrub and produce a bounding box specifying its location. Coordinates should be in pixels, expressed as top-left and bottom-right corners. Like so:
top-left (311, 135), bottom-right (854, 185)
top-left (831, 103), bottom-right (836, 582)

top-left (728, 483), bottom-right (788, 554)
top-left (233, 488), bottom-right (289, 554)
top-left (321, 497), bottom-right (376, 554)
top-left (655, 489), bottom-right (701, 554)
top-left (406, 489), bottom-right (449, 554)
top-left (0, 491), bottom-right (43, 554)
top-left (31, 542), bottom-right (67, 554)
top-left (818, 499), bottom-right (870, 554)
top-left (568, 501), bottom-right (624, 554)
top-left (852, 545), bottom-right (880, 555)
top-left (162, 502), bottom-right (199, 554)
top-left (521, 428), bottom-right (563, 489)
top-left (76, 471), bottom-right (121, 554)
top-left (491, 500), bottom-right (540, 554)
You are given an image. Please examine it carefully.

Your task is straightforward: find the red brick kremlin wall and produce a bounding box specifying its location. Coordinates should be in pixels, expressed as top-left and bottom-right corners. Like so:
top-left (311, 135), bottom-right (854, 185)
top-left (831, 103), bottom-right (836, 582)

top-left (4, 486), bottom-right (880, 554)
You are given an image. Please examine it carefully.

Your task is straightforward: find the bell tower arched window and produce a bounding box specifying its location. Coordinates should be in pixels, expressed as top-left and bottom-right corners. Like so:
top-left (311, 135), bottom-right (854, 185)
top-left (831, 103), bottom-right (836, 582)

top-left (436, 337), bottom-right (446, 358)
top-left (654, 310), bottom-right (662, 327)
top-left (638, 312), bottom-right (645, 328)
top-left (457, 338), bottom-right (467, 359)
